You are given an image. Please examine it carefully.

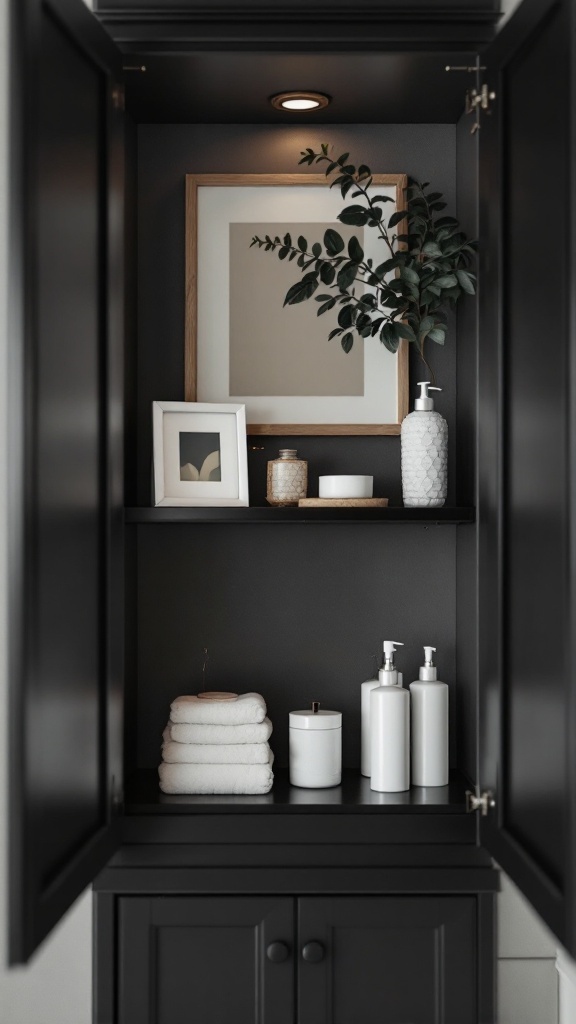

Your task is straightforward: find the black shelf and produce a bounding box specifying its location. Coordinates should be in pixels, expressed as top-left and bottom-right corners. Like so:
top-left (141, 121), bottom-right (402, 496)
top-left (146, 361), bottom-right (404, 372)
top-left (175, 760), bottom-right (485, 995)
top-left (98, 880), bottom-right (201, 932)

top-left (125, 768), bottom-right (472, 815)
top-left (125, 506), bottom-right (475, 525)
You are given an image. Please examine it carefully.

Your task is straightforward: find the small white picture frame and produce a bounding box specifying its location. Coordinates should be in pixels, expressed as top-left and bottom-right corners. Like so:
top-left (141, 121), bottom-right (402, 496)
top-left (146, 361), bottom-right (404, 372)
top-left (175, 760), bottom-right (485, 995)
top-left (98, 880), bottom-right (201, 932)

top-left (152, 401), bottom-right (249, 507)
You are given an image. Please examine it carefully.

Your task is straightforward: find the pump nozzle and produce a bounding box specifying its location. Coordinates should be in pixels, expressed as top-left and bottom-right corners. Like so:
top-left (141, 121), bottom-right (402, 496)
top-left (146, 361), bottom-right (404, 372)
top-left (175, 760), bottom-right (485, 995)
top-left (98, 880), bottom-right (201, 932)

top-left (423, 646), bottom-right (436, 666)
top-left (383, 640), bottom-right (404, 670)
top-left (419, 645), bottom-right (438, 681)
top-left (415, 382), bottom-right (442, 411)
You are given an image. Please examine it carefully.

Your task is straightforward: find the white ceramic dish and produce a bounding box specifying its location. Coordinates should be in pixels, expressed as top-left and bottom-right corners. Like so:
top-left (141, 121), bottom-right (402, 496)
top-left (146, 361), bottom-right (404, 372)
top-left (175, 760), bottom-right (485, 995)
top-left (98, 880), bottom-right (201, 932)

top-left (318, 475), bottom-right (374, 499)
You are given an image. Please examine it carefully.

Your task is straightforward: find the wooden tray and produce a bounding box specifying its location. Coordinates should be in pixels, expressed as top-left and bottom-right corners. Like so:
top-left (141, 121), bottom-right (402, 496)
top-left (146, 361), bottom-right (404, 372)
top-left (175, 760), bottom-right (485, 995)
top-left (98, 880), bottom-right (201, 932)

top-left (298, 498), bottom-right (389, 508)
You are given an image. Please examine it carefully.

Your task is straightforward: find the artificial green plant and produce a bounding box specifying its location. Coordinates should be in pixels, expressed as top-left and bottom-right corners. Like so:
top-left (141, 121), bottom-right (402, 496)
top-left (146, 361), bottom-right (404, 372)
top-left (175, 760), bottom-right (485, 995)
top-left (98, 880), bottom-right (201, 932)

top-left (250, 144), bottom-right (477, 381)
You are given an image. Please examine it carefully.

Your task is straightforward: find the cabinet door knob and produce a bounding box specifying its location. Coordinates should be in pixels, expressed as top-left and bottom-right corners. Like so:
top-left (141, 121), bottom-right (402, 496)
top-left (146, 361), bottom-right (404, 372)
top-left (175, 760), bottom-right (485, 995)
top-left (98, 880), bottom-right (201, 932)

top-left (266, 941), bottom-right (290, 963)
top-left (302, 941), bottom-right (325, 963)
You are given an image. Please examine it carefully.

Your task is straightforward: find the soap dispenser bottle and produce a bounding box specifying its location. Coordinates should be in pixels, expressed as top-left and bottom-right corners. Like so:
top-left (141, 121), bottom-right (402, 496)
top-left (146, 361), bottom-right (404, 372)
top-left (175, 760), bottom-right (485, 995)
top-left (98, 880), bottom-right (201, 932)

top-left (401, 382), bottom-right (448, 508)
top-left (360, 656), bottom-right (380, 777)
top-left (410, 646), bottom-right (449, 787)
top-left (370, 641), bottom-right (410, 792)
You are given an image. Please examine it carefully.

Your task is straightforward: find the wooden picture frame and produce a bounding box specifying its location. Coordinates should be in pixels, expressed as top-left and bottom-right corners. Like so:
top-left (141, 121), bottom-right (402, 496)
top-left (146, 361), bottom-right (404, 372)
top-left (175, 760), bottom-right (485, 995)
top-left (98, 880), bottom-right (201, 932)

top-left (185, 173), bottom-right (409, 435)
top-left (153, 401), bottom-right (249, 507)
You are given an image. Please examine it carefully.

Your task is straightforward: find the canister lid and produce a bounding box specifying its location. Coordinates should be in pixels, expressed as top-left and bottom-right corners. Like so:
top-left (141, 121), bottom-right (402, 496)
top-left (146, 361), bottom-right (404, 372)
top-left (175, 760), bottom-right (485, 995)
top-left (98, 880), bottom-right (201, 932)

top-left (289, 702), bottom-right (342, 730)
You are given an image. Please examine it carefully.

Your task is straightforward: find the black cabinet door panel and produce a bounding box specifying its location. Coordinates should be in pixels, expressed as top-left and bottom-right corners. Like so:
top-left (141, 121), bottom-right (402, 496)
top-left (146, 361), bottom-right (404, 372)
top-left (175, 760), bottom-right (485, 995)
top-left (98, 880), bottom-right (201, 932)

top-left (479, 0), bottom-right (576, 952)
top-left (8, 0), bottom-right (123, 960)
top-left (118, 896), bottom-right (294, 1024)
top-left (297, 896), bottom-right (477, 1024)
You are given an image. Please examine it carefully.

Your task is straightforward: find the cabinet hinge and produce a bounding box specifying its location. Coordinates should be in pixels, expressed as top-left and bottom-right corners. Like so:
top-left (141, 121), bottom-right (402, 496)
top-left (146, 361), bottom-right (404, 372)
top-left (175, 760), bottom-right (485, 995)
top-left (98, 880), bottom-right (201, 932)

top-left (466, 789), bottom-right (496, 816)
top-left (445, 62), bottom-right (496, 133)
top-left (465, 83), bottom-right (497, 129)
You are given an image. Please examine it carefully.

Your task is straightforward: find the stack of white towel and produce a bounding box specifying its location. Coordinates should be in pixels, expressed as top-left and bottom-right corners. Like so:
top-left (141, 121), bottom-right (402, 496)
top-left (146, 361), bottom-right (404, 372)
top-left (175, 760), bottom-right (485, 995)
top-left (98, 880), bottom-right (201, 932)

top-left (159, 692), bottom-right (274, 795)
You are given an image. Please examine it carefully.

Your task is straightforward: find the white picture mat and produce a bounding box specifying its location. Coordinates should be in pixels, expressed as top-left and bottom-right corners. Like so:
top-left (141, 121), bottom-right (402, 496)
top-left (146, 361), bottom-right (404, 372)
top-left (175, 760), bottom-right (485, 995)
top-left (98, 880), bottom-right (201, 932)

top-left (153, 402), bottom-right (248, 506)
top-left (196, 184), bottom-right (399, 425)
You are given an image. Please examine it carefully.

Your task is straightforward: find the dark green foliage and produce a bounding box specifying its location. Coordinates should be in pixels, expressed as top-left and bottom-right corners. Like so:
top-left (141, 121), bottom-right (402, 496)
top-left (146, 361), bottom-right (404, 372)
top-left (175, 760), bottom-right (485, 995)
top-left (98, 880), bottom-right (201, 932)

top-left (250, 143), bottom-right (477, 370)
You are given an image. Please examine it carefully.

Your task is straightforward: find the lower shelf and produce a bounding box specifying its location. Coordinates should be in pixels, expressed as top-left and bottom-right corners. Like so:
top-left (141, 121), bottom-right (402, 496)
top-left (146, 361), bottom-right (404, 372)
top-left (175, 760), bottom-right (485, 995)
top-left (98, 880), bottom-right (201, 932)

top-left (125, 768), bottom-right (472, 815)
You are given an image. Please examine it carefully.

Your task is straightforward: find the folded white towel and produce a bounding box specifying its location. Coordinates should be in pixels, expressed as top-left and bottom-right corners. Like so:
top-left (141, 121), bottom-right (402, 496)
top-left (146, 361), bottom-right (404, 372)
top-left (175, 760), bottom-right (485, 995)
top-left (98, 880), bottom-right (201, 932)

top-left (165, 718), bottom-right (273, 746)
top-left (170, 692), bottom-right (266, 726)
top-left (158, 753), bottom-right (274, 795)
top-left (161, 738), bottom-right (272, 765)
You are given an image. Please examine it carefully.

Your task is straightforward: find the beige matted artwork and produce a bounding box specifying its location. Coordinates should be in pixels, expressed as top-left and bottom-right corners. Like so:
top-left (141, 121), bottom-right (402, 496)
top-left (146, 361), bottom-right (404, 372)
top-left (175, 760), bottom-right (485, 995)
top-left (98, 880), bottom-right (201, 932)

top-left (185, 173), bottom-right (409, 435)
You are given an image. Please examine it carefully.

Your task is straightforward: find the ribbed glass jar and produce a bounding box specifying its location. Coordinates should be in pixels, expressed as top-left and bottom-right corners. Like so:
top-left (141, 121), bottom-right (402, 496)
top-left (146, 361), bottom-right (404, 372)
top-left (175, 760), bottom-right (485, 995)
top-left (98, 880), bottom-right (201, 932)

top-left (266, 449), bottom-right (307, 507)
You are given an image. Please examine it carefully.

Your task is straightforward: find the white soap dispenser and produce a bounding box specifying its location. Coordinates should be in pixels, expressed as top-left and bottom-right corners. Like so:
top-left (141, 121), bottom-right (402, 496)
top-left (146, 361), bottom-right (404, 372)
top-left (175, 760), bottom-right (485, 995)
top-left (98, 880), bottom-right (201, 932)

top-left (401, 382), bottom-right (448, 508)
top-left (410, 646), bottom-right (449, 787)
top-left (370, 641), bottom-right (410, 792)
top-left (360, 656), bottom-right (380, 777)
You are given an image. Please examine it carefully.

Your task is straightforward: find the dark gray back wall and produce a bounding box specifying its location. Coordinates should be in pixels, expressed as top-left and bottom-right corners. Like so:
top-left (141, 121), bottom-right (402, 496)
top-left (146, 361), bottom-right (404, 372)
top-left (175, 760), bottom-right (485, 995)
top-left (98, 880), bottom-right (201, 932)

top-left (133, 123), bottom-right (471, 774)
top-left (135, 124), bottom-right (457, 506)
top-left (137, 524), bottom-right (457, 770)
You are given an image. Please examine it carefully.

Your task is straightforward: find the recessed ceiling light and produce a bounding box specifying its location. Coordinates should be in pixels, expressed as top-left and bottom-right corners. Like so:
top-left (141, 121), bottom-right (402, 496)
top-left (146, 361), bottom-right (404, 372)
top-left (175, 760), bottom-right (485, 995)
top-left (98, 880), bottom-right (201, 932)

top-left (270, 91), bottom-right (331, 112)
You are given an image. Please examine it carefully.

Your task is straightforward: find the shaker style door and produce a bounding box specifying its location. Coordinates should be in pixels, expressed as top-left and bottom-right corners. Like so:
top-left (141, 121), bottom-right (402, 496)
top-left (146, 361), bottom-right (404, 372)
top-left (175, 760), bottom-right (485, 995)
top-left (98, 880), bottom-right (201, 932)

top-left (8, 0), bottom-right (124, 961)
top-left (478, 0), bottom-right (576, 953)
top-left (297, 896), bottom-right (478, 1024)
top-left (117, 897), bottom-right (295, 1024)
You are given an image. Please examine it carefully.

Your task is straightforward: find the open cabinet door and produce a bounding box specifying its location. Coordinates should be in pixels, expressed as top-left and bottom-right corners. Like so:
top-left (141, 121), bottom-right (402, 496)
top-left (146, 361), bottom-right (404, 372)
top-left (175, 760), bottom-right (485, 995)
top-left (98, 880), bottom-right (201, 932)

top-left (478, 0), bottom-right (576, 953)
top-left (8, 0), bottom-right (124, 961)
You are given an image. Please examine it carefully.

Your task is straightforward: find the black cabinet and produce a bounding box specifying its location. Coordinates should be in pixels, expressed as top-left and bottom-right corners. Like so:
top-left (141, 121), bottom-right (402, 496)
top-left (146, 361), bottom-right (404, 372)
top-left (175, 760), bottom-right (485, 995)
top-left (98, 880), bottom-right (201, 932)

top-left (8, 0), bottom-right (576, 1004)
top-left (115, 895), bottom-right (480, 1024)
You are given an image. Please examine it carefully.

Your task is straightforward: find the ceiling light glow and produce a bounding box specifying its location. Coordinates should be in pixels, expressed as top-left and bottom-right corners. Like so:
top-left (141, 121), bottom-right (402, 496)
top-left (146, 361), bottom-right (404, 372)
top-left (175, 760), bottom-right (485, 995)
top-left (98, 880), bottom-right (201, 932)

top-left (270, 91), bottom-right (331, 112)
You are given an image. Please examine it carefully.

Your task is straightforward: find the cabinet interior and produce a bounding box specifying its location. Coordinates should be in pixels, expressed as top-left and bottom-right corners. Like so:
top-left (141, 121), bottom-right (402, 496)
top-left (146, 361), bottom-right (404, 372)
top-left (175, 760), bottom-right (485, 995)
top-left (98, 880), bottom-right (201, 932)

top-left (121, 47), bottom-right (481, 808)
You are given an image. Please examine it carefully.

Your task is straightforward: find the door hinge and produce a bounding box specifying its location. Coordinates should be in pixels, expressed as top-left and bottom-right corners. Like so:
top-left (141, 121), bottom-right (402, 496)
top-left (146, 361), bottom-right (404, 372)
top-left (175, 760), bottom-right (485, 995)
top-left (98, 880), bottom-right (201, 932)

top-left (445, 62), bottom-right (496, 133)
top-left (466, 789), bottom-right (496, 816)
top-left (466, 83), bottom-right (497, 122)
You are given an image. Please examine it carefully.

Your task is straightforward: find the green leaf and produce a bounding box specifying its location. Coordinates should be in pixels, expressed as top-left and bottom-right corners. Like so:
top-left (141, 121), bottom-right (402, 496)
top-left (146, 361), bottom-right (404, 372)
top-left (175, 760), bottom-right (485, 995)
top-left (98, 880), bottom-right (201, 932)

top-left (317, 299), bottom-right (336, 315)
top-left (422, 242), bottom-right (443, 257)
top-left (428, 327), bottom-right (446, 345)
top-left (283, 233), bottom-right (292, 247)
top-left (341, 333), bottom-right (354, 353)
top-left (337, 304), bottom-right (355, 328)
top-left (387, 209), bottom-right (409, 228)
top-left (337, 262), bottom-right (359, 290)
top-left (336, 152), bottom-right (350, 166)
top-left (400, 265), bottom-right (420, 285)
top-left (328, 328), bottom-right (342, 340)
top-left (283, 272), bottom-right (318, 306)
top-left (278, 246), bottom-right (290, 260)
top-left (348, 236), bottom-right (364, 262)
top-left (312, 242), bottom-right (322, 258)
top-left (456, 269), bottom-right (476, 294)
top-left (320, 262), bottom-right (336, 285)
top-left (435, 274), bottom-right (458, 289)
top-left (380, 323), bottom-right (400, 354)
top-left (396, 322), bottom-right (417, 342)
top-left (324, 228), bottom-right (345, 256)
top-left (370, 194), bottom-right (394, 203)
top-left (338, 205), bottom-right (369, 226)
top-left (298, 236), bottom-right (308, 252)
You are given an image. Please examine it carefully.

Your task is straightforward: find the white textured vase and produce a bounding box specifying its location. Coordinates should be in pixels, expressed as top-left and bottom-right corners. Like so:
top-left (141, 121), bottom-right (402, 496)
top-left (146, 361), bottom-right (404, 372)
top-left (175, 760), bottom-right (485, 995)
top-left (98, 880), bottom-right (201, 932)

top-left (401, 410), bottom-right (448, 508)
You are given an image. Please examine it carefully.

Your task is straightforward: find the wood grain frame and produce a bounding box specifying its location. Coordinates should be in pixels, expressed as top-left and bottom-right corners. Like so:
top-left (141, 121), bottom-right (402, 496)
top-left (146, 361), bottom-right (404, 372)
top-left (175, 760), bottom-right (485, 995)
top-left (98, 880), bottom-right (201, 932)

top-left (185, 172), bottom-right (409, 435)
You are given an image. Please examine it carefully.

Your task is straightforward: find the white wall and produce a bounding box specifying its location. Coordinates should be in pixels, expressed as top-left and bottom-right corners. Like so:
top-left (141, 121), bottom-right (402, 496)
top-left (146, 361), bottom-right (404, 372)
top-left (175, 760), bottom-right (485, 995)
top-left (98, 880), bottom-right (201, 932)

top-left (0, 1), bottom-right (93, 1022)
top-left (497, 872), bottom-right (559, 1024)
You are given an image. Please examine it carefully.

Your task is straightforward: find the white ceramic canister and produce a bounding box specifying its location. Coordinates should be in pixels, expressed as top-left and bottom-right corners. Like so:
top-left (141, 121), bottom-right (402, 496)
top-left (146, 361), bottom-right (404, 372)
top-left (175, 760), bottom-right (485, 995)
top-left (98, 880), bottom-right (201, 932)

top-left (289, 702), bottom-right (342, 788)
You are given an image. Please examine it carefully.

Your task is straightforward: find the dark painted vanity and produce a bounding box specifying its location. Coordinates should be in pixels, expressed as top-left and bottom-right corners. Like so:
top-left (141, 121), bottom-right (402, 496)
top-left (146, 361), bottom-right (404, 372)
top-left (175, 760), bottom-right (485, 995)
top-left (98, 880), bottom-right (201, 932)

top-left (8, 1), bottom-right (576, 1022)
